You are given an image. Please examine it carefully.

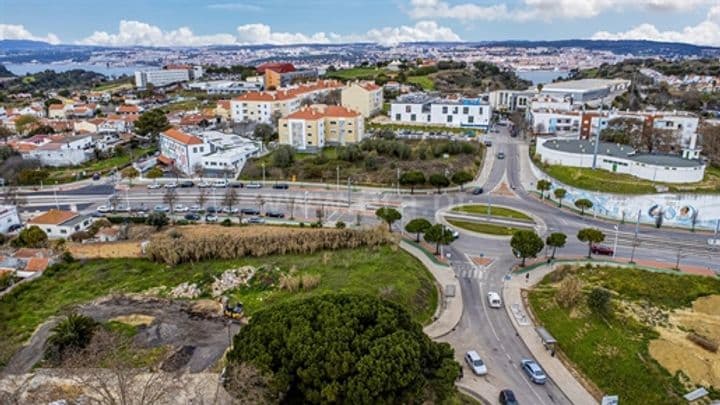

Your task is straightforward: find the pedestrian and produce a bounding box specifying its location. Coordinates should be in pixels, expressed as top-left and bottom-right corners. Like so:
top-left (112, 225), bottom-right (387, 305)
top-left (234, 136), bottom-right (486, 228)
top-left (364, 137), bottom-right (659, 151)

top-left (525, 273), bottom-right (530, 283)
top-left (551, 349), bottom-right (555, 357)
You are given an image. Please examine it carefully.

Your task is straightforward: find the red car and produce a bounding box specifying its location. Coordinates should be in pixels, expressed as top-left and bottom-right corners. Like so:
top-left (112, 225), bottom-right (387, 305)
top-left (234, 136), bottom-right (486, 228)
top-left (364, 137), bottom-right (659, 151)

top-left (591, 244), bottom-right (614, 256)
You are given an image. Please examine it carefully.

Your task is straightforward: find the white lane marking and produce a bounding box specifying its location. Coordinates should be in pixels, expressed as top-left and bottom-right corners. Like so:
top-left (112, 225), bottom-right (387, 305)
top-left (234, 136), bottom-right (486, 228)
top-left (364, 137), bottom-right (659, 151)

top-left (479, 279), bottom-right (501, 341)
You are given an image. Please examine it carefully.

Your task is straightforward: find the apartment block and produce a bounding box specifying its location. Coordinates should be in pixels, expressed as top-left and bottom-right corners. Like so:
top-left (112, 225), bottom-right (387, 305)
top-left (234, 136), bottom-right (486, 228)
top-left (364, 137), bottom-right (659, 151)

top-left (279, 105), bottom-right (364, 151)
top-left (341, 81), bottom-right (383, 118)
top-left (390, 93), bottom-right (492, 128)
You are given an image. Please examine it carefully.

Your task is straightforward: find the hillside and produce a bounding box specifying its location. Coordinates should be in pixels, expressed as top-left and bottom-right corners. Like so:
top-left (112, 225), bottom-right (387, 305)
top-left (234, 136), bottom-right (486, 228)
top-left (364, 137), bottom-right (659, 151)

top-left (433, 61), bottom-right (532, 95)
top-left (0, 64), bottom-right (14, 78)
top-left (0, 69), bottom-right (108, 93)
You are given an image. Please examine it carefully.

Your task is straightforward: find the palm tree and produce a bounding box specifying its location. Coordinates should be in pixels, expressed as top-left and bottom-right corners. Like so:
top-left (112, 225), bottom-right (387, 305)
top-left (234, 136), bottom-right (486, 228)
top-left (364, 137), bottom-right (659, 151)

top-left (45, 314), bottom-right (98, 362)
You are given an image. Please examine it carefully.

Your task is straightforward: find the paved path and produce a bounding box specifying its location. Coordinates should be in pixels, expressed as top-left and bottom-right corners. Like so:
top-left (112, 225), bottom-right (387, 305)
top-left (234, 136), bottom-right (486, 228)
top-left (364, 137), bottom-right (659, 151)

top-left (399, 241), bottom-right (463, 339)
top-left (503, 263), bottom-right (599, 405)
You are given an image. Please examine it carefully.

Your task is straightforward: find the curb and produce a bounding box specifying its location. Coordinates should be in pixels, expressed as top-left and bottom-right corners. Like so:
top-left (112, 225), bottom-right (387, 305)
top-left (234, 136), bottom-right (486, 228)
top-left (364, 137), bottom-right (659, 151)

top-left (456, 383), bottom-right (492, 404)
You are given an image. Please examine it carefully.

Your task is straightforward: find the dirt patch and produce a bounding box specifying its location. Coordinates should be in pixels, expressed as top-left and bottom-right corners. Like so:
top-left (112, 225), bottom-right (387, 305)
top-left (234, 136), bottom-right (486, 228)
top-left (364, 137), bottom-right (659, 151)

top-left (67, 242), bottom-right (142, 258)
top-left (110, 314), bottom-right (155, 327)
top-left (648, 295), bottom-right (720, 389)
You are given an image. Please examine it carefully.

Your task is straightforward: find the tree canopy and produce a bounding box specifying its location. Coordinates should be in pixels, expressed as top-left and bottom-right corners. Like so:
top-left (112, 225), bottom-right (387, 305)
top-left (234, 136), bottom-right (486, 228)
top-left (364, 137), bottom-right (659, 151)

top-left (451, 171), bottom-right (474, 191)
top-left (574, 198), bottom-right (593, 215)
top-left (545, 232), bottom-right (567, 259)
top-left (428, 174), bottom-right (450, 193)
top-left (134, 109), bottom-right (170, 138)
top-left (225, 294), bottom-right (460, 404)
top-left (13, 225), bottom-right (48, 248)
top-left (424, 224), bottom-right (454, 255)
top-left (375, 207), bottom-right (402, 232)
top-left (510, 230), bottom-right (544, 266)
top-left (405, 218), bottom-right (431, 242)
top-left (399, 171), bottom-right (426, 194)
top-left (577, 228), bottom-right (605, 258)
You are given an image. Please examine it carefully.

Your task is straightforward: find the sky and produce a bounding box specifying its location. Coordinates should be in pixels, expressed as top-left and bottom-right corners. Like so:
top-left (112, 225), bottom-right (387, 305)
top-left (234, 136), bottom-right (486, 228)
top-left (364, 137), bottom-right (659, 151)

top-left (1, 0), bottom-right (719, 47)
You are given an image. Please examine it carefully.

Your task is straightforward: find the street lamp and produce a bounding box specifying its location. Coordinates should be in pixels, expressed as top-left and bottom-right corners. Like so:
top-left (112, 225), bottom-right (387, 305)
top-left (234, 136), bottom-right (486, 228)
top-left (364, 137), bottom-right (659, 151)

top-left (261, 162), bottom-right (266, 184)
top-left (612, 224), bottom-right (619, 258)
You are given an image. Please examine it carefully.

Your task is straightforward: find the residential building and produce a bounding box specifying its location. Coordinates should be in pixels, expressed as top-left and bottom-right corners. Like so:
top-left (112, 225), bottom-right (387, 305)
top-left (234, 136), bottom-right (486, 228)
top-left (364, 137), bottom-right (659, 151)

top-left (116, 104), bottom-right (142, 116)
top-left (230, 80), bottom-right (343, 124)
top-left (26, 209), bottom-right (93, 239)
top-left (24, 134), bottom-right (94, 167)
top-left (535, 138), bottom-right (705, 183)
top-left (540, 79), bottom-right (630, 104)
top-left (0, 206), bottom-right (21, 234)
top-left (390, 93), bottom-right (492, 129)
top-left (158, 128), bottom-right (208, 176)
top-left (279, 105), bottom-right (364, 150)
top-left (488, 89), bottom-right (532, 112)
top-left (341, 81), bottom-right (383, 118)
top-left (265, 68), bottom-right (319, 89)
top-left (134, 65), bottom-right (203, 88)
top-left (47, 104), bottom-right (66, 119)
top-left (187, 80), bottom-right (263, 95)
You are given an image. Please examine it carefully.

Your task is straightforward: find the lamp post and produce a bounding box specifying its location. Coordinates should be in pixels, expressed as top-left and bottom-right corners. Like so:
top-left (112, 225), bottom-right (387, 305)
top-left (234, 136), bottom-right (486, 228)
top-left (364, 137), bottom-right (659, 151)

top-left (261, 162), bottom-right (266, 184)
top-left (612, 224), bottom-right (619, 258)
top-left (629, 209), bottom-right (641, 264)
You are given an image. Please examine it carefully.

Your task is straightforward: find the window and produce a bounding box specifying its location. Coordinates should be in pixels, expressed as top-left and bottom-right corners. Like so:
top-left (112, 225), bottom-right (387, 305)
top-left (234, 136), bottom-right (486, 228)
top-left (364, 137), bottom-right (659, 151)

top-left (447, 115), bottom-right (453, 123)
top-left (395, 113), bottom-right (401, 120)
top-left (468, 116), bottom-right (474, 123)
top-left (193, 147), bottom-right (197, 153)
top-left (442, 106), bottom-right (448, 114)
top-left (405, 106), bottom-right (411, 113)
top-left (463, 107), bottom-right (469, 114)
top-left (61, 229), bottom-right (67, 234)
top-left (410, 114), bottom-right (416, 122)
top-left (452, 107), bottom-right (458, 114)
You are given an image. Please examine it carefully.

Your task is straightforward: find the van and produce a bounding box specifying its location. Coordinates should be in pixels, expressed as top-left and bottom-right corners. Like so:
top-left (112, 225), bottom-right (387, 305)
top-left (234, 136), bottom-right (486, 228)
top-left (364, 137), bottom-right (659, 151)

top-left (212, 179), bottom-right (228, 188)
top-left (487, 292), bottom-right (502, 308)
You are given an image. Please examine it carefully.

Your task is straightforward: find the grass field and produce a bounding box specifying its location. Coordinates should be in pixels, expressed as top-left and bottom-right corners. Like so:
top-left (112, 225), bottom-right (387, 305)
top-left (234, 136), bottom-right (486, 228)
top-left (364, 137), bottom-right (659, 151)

top-left (0, 245), bottom-right (437, 367)
top-left (540, 164), bottom-right (720, 194)
top-left (325, 67), bottom-right (383, 81)
top-left (446, 219), bottom-right (522, 236)
top-left (407, 75), bottom-right (435, 90)
top-left (528, 265), bottom-right (720, 404)
top-left (451, 204), bottom-right (533, 221)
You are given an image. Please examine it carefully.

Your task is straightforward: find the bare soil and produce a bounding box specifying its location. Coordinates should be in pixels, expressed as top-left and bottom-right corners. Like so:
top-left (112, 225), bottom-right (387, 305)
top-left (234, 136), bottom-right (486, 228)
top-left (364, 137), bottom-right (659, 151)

top-left (67, 241), bottom-right (143, 258)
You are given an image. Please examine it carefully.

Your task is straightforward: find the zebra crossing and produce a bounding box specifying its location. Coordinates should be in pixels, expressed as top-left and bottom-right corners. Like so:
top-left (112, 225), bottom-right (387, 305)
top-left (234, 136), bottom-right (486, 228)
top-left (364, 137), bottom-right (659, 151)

top-left (451, 261), bottom-right (484, 279)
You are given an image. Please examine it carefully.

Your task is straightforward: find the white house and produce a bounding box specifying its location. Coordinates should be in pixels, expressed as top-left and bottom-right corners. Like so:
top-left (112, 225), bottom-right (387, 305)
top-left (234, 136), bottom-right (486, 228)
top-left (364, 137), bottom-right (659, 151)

top-left (26, 209), bottom-right (93, 239)
top-left (0, 206), bottom-right (21, 234)
top-left (390, 93), bottom-right (492, 129)
top-left (24, 134), bottom-right (94, 167)
top-left (535, 138), bottom-right (705, 183)
top-left (158, 128), bottom-right (208, 176)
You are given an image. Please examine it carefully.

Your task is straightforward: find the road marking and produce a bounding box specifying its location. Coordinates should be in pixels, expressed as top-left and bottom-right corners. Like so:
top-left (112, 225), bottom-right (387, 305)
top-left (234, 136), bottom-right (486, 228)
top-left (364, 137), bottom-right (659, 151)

top-left (479, 280), bottom-right (501, 341)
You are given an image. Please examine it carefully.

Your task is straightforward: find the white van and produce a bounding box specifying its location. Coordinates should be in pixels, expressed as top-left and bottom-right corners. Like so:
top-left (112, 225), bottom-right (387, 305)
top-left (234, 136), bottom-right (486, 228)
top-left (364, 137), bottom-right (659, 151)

top-left (487, 292), bottom-right (502, 308)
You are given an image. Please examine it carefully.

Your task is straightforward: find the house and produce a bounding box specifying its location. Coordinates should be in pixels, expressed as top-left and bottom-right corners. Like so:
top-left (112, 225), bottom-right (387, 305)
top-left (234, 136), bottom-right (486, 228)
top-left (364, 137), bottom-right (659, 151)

top-left (47, 104), bottom-right (67, 119)
top-left (279, 105), bottom-right (364, 151)
top-left (341, 81), bottom-right (383, 118)
top-left (16, 257), bottom-right (50, 279)
top-left (26, 209), bottom-right (92, 239)
top-left (95, 227), bottom-right (120, 242)
top-left (158, 128), bottom-right (208, 176)
top-left (215, 100), bottom-right (232, 120)
top-left (116, 104), bottom-right (142, 116)
top-left (24, 134), bottom-right (94, 167)
top-left (134, 65), bottom-right (202, 88)
top-left (0, 206), bottom-right (21, 234)
top-left (390, 93), bottom-right (492, 129)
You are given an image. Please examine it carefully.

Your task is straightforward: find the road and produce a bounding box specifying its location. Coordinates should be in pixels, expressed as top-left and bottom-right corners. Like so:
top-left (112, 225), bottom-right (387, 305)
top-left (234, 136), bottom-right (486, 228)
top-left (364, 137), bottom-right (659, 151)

top-left (10, 126), bottom-right (720, 403)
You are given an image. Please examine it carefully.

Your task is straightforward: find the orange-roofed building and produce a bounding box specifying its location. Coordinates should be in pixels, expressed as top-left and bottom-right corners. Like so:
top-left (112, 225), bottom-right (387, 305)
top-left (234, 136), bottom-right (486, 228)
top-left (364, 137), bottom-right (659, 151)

top-left (341, 81), bottom-right (384, 118)
top-left (16, 257), bottom-right (50, 278)
top-left (279, 105), bottom-right (364, 151)
top-left (27, 209), bottom-right (93, 238)
top-left (116, 104), bottom-right (142, 115)
top-left (47, 104), bottom-right (67, 119)
top-left (158, 128), bottom-right (208, 176)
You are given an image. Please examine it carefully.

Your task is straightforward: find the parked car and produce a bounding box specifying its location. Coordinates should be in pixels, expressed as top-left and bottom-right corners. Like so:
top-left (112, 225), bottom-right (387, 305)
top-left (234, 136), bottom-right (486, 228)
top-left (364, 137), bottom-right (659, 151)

top-left (153, 204), bottom-right (169, 213)
top-left (96, 205), bottom-right (112, 213)
top-left (591, 244), bottom-right (614, 256)
top-left (521, 359), bottom-right (547, 384)
top-left (487, 292), bottom-right (502, 308)
top-left (265, 210), bottom-right (285, 218)
top-left (184, 213), bottom-right (201, 221)
top-left (464, 351), bottom-right (488, 376)
top-left (7, 224), bottom-right (22, 232)
top-left (174, 204), bottom-right (189, 213)
top-left (197, 181), bottom-right (212, 188)
top-left (147, 183), bottom-right (162, 189)
top-left (246, 216), bottom-right (265, 224)
top-left (241, 208), bottom-right (260, 215)
top-left (484, 140), bottom-right (492, 147)
top-left (205, 214), bottom-right (218, 223)
top-left (164, 182), bottom-right (177, 189)
top-left (272, 183), bottom-right (289, 190)
top-left (246, 183), bottom-right (262, 189)
top-left (229, 182), bottom-right (244, 188)
top-left (223, 207), bottom-right (239, 214)
top-left (92, 172), bottom-right (101, 181)
top-left (450, 228), bottom-right (460, 239)
top-left (115, 205), bottom-right (130, 212)
top-left (190, 205), bottom-right (203, 213)
top-left (206, 206), bottom-right (218, 214)
top-left (499, 389), bottom-right (518, 405)
top-left (179, 180), bottom-right (195, 188)
top-left (497, 152), bottom-right (506, 159)
top-left (471, 187), bottom-right (484, 195)
top-left (213, 180), bottom-right (228, 188)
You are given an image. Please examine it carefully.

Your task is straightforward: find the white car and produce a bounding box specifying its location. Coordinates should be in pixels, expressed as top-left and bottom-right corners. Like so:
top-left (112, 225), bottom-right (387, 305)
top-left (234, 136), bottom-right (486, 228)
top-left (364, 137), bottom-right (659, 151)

top-left (164, 182), bottom-right (177, 188)
top-left (174, 204), bottom-right (189, 213)
top-left (147, 183), bottom-right (162, 189)
top-left (96, 205), bottom-right (112, 213)
top-left (487, 292), bottom-right (502, 308)
top-left (465, 351), bottom-right (488, 376)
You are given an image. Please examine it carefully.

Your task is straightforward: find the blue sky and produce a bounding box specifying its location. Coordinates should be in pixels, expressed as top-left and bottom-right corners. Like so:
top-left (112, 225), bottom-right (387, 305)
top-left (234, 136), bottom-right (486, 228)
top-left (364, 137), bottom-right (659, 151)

top-left (1, 0), bottom-right (719, 46)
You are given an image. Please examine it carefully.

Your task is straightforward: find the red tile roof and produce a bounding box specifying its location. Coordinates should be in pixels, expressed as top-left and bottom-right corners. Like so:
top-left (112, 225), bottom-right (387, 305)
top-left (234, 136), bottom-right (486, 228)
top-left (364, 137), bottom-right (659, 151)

top-left (256, 62), bottom-right (295, 74)
top-left (24, 257), bottom-right (49, 273)
top-left (233, 80), bottom-right (342, 103)
top-left (14, 248), bottom-right (52, 259)
top-left (157, 154), bottom-right (175, 165)
top-left (162, 128), bottom-right (203, 145)
top-left (286, 105), bottom-right (361, 120)
top-left (117, 104), bottom-right (140, 114)
top-left (28, 209), bottom-right (78, 225)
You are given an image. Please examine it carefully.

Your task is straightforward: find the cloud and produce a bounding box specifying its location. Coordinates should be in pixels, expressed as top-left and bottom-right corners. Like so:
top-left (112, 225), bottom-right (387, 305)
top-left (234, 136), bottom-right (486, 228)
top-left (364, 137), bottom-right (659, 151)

top-left (407, 0), bottom-right (715, 22)
top-left (0, 24), bottom-right (60, 44)
top-left (207, 3), bottom-right (262, 12)
top-left (592, 5), bottom-right (720, 46)
top-left (75, 20), bottom-right (461, 47)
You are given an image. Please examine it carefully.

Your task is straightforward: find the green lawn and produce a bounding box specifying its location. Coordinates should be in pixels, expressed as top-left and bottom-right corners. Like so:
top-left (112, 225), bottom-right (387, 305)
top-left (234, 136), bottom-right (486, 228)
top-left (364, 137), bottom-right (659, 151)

top-left (368, 122), bottom-right (478, 135)
top-left (407, 75), bottom-right (435, 90)
top-left (325, 67), bottom-right (383, 81)
top-left (0, 246), bottom-right (437, 367)
top-left (452, 204), bottom-right (533, 221)
top-left (540, 164), bottom-right (720, 194)
top-left (529, 265), bottom-right (720, 404)
top-left (446, 219), bottom-right (523, 236)
top-left (43, 146), bottom-right (156, 184)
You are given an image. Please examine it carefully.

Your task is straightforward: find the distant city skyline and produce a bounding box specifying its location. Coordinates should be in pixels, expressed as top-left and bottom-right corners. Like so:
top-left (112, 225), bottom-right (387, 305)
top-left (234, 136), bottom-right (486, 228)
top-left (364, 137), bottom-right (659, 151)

top-left (0, 0), bottom-right (719, 47)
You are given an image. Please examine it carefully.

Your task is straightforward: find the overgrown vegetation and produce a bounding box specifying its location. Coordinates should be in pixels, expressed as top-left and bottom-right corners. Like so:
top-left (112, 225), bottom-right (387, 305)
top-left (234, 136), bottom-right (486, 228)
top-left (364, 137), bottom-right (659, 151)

top-left (0, 69), bottom-right (108, 94)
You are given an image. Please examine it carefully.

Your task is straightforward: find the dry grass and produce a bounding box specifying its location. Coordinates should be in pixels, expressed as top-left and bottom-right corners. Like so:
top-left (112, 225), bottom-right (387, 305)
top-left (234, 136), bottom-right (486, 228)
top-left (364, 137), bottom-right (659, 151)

top-left (67, 242), bottom-right (142, 259)
top-left (146, 225), bottom-right (395, 265)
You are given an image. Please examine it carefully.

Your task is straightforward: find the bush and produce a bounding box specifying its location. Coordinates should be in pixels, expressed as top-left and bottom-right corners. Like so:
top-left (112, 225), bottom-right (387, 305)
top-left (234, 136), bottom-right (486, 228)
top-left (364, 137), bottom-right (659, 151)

top-left (335, 220), bottom-right (346, 229)
top-left (145, 226), bottom-right (394, 265)
top-left (556, 275), bottom-right (582, 309)
top-left (44, 314), bottom-right (98, 364)
top-left (69, 230), bottom-right (92, 242)
top-left (588, 287), bottom-right (612, 315)
top-left (13, 226), bottom-right (48, 248)
top-left (221, 218), bottom-right (233, 227)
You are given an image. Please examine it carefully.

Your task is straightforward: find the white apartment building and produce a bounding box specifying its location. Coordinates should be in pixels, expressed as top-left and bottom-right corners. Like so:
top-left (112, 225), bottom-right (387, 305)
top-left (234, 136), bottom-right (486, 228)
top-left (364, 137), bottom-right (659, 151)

top-left (158, 128), bottom-right (208, 176)
top-left (24, 134), bottom-right (94, 167)
top-left (390, 93), bottom-right (492, 129)
top-left (488, 89), bottom-right (532, 112)
top-left (0, 206), bottom-right (21, 234)
top-left (135, 65), bottom-right (203, 88)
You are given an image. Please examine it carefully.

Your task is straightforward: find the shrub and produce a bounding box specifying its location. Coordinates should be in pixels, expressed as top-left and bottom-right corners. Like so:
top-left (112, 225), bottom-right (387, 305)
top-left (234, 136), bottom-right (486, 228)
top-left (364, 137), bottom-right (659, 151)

top-left (13, 226), bottom-right (48, 248)
top-left (556, 275), bottom-right (583, 309)
top-left (335, 220), bottom-right (346, 229)
top-left (70, 230), bottom-right (92, 242)
top-left (221, 218), bottom-right (233, 227)
top-left (44, 314), bottom-right (98, 364)
top-left (588, 287), bottom-right (612, 315)
top-left (301, 274), bottom-right (321, 291)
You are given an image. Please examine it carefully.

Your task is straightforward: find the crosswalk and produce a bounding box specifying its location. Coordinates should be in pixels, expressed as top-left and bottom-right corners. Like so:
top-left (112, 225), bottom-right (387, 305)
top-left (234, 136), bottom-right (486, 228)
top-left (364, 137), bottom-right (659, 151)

top-left (451, 261), bottom-right (484, 279)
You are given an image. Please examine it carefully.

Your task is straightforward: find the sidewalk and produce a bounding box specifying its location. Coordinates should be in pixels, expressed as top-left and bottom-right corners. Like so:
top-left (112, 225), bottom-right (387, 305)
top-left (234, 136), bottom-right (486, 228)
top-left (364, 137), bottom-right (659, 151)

top-left (503, 263), bottom-right (599, 405)
top-left (399, 241), bottom-right (463, 339)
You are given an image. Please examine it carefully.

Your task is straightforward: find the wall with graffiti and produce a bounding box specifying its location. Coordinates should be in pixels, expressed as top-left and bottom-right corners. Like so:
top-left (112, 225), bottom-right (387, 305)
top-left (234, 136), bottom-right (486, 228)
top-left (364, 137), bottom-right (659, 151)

top-left (530, 162), bottom-right (720, 231)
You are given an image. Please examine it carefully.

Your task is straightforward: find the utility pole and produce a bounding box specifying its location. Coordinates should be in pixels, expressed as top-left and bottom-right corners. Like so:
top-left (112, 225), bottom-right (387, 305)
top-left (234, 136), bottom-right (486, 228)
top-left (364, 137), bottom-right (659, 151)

top-left (347, 177), bottom-right (351, 207)
top-left (629, 209), bottom-right (641, 264)
top-left (262, 162), bottom-right (266, 184)
top-left (612, 224), bottom-right (619, 258)
top-left (336, 165), bottom-right (340, 191)
top-left (396, 168), bottom-right (400, 196)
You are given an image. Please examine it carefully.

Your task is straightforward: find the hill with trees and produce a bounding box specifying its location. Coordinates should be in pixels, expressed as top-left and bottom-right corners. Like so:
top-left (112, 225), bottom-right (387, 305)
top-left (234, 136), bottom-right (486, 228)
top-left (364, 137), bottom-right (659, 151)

top-left (0, 69), bottom-right (108, 94)
top-left (0, 64), bottom-right (14, 78)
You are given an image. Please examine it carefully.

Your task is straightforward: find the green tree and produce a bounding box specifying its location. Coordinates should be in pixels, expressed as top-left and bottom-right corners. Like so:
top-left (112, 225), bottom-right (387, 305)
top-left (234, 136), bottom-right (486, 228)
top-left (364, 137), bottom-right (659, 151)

top-left (451, 171), bottom-right (474, 191)
top-left (14, 115), bottom-right (39, 135)
top-left (253, 123), bottom-right (276, 144)
top-left (13, 225), bottom-right (48, 248)
top-left (0, 126), bottom-right (13, 142)
top-left (536, 179), bottom-right (551, 200)
top-left (45, 314), bottom-right (98, 363)
top-left (399, 171), bottom-right (425, 194)
top-left (428, 173), bottom-right (450, 194)
top-left (375, 207), bottom-right (402, 232)
top-left (587, 287), bottom-right (612, 316)
top-left (272, 145), bottom-right (295, 168)
top-left (510, 230), bottom-right (544, 267)
top-left (424, 224), bottom-right (454, 255)
top-left (146, 212), bottom-right (169, 230)
top-left (405, 218), bottom-right (431, 242)
top-left (577, 228), bottom-right (605, 258)
top-left (335, 220), bottom-right (346, 229)
top-left (146, 167), bottom-right (163, 179)
top-left (121, 166), bottom-right (139, 185)
top-left (574, 198), bottom-right (593, 216)
top-left (134, 109), bottom-right (170, 138)
top-left (545, 232), bottom-right (567, 259)
top-left (224, 294), bottom-right (459, 403)
top-left (554, 188), bottom-right (567, 208)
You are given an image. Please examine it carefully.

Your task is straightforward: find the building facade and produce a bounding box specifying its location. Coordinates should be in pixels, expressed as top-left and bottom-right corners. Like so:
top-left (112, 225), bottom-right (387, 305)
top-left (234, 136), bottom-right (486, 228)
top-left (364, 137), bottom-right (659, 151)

top-left (341, 82), bottom-right (383, 118)
top-left (26, 209), bottom-right (93, 239)
top-left (390, 93), bottom-right (492, 129)
top-left (0, 206), bottom-right (21, 234)
top-left (158, 128), bottom-right (208, 176)
top-left (279, 105), bottom-right (364, 151)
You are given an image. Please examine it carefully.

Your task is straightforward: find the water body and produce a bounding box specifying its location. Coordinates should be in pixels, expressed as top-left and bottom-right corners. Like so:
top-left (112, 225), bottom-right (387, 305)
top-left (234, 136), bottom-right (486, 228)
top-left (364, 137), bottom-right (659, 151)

top-left (4, 62), bottom-right (144, 77)
top-left (516, 69), bottom-right (569, 85)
